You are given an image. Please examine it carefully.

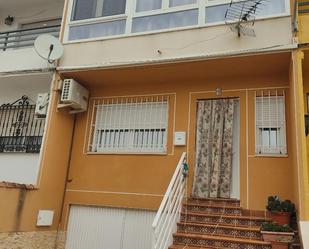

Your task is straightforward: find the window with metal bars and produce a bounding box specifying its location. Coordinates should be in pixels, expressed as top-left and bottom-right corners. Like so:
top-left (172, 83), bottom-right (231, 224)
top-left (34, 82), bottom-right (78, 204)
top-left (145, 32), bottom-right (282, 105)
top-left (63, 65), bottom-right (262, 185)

top-left (88, 95), bottom-right (169, 153)
top-left (255, 90), bottom-right (287, 155)
top-left (0, 96), bottom-right (45, 153)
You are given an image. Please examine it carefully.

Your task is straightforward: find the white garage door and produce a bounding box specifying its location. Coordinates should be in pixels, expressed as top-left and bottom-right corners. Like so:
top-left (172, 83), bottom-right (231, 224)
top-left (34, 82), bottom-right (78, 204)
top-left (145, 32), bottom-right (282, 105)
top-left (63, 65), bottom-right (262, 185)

top-left (65, 205), bottom-right (156, 249)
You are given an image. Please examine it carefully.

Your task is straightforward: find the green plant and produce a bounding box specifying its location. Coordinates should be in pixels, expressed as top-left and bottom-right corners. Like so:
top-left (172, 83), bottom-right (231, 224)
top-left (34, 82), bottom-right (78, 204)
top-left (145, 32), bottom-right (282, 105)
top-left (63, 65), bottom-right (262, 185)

top-left (266, 196), bottom-right (295, 214)
top-left (261, 222), bottom-right (294, 233)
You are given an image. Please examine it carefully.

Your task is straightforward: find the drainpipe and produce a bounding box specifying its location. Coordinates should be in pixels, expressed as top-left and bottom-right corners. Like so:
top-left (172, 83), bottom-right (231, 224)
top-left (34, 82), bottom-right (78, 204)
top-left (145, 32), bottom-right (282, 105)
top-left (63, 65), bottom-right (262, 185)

top-left (293, 0), bottom-right (299, 33)
top-left (54, 113), bottom-right (77, 249)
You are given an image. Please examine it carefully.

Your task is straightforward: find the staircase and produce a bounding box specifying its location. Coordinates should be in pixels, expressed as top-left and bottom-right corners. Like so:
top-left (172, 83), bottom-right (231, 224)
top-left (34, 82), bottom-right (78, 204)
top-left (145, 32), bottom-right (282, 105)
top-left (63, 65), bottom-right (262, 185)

top-left (169, 197), bottom-right (272, 249)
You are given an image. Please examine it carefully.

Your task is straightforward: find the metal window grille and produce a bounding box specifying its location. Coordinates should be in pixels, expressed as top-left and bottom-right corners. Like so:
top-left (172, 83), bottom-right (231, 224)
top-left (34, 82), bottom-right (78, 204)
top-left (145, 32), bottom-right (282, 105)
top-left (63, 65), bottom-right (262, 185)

top-left (88, 95), bottom-right (169, 153)
top-left (0, 96), bottom-right (45, 153)
top-left (255, 90), bottom-right (287, 155)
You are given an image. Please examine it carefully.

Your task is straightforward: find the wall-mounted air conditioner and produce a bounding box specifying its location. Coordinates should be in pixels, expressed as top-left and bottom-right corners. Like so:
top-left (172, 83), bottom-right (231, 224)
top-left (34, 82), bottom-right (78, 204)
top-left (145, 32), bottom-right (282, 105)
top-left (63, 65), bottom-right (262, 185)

top-left (35, 93), bottom-right (50, 118)
top-left (58, 79), bottom-right (89, 114)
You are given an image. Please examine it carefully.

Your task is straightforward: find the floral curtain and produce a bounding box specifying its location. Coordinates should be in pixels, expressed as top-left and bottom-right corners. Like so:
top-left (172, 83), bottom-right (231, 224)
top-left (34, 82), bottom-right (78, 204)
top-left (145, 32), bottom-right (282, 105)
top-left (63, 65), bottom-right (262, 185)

top-left (192, 99), bottom-right (235, 199)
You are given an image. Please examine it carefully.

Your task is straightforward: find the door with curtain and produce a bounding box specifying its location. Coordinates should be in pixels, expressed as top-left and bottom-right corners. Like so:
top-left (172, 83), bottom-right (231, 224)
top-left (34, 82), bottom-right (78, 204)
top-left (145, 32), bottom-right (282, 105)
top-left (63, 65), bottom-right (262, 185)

top-left (192, 98), bottom-right (240, 199)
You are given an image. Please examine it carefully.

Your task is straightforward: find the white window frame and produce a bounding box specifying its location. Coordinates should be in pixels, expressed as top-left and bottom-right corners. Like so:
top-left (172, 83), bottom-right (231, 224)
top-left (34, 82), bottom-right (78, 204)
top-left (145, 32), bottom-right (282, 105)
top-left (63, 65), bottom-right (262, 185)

top-left (63, 0), bottom-right (290, 43)
top-left (255, 91), bottom-right (287, 156)
top-left (87, 95), bottom-right (170, 154)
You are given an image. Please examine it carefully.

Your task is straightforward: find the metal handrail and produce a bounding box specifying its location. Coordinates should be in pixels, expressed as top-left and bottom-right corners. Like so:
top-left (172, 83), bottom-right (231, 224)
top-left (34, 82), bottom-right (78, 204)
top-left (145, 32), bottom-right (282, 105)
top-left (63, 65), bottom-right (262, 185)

top-left (0, 24), bottom-right (61, 51)
top-left (152, 152), bottom-right (187, 249)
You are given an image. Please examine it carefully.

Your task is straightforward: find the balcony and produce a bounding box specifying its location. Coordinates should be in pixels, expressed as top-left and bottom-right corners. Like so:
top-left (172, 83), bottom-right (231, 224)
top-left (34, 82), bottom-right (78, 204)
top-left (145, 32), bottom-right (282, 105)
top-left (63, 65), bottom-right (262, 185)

top-left (298, 1), bottom-right (309, 43)
top-left (0, 24), bottom-right (61, 51)
top-left (0, 0), bottom-right (64, 73)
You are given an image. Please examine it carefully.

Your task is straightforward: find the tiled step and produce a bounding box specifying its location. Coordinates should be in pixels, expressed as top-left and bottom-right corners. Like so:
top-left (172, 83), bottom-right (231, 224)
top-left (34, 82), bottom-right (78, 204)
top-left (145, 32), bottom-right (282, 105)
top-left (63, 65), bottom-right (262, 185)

top-left (188, 197), bottom-right (240, 207)
top-left (169, 245), bottom-right (227, 249)
top-left (180, 211), bottom-right (271, 227)
top-left (177, 222), bottom-right (262, 240)
top-left (173, 233), bottom-right (272, 249)
top-left (183, 202), bottom-right (242, 215)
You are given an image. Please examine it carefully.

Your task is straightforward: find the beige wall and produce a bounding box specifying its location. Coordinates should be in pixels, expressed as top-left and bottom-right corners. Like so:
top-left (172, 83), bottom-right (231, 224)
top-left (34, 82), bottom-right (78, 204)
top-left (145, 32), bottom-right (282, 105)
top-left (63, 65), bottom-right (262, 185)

top-left (59, 17), bottom-right (294, 70)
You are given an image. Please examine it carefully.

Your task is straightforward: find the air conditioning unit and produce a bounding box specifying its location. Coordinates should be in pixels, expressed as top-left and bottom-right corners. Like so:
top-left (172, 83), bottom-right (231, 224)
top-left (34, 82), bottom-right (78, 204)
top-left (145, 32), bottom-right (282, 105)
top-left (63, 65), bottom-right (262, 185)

top-left (35, 93), bottom-right (50, 118)
top-left (59, 79), bottom-right (89, 113)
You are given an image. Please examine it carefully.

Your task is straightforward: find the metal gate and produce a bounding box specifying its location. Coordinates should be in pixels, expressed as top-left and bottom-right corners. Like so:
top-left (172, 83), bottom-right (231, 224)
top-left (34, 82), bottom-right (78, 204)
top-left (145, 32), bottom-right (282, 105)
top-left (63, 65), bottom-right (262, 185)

top-left (0, 96), bottom-right (45, 153)
top-left (65, 205), bottom-right (155, 249)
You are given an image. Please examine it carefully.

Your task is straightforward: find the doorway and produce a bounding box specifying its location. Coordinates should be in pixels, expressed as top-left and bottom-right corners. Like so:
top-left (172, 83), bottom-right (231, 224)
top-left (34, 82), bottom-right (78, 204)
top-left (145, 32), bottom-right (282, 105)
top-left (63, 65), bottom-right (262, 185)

top-left (192, 98), bottom-right (240, 199)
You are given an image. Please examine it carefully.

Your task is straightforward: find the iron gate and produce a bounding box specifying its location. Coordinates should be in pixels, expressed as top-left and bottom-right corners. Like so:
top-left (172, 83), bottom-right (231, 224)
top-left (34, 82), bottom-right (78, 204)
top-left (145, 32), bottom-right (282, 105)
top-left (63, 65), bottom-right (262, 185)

top-left (0, 96), bottom-right (45, 153)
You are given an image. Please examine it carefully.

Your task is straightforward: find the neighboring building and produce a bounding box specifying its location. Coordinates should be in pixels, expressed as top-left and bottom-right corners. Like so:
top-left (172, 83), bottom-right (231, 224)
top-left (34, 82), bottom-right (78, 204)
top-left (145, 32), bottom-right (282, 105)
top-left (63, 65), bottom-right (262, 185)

top-left (295, 0), bottom-right (309, 247)
top-left (1, 0), bottom-right (309, 249)
top-left (0, 0), bottom-right (67, 248)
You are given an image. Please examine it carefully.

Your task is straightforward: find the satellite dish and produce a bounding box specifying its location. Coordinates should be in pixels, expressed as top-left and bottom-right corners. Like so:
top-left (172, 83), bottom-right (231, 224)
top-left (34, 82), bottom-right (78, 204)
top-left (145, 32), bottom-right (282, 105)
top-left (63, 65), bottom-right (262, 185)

top-left (34, 34), bottom-right (64, 63)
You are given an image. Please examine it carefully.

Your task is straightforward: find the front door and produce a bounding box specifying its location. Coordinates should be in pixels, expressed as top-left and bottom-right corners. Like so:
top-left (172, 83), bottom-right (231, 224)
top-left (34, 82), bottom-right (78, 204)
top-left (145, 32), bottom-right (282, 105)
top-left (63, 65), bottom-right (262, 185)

top-left (192, 98), bottom-right (240, 199)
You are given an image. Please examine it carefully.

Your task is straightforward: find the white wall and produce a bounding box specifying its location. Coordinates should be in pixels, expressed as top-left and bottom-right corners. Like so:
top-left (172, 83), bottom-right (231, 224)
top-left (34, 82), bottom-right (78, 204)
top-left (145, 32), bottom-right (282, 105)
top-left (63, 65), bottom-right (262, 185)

top-left (300, 221), bottom-right (309, 249)
top-left (0, 0), bottom-right (64, 73)
top-left (0, 73), bottom-right (52, 184)
top-left (59, 17), bottom-right (294, 70)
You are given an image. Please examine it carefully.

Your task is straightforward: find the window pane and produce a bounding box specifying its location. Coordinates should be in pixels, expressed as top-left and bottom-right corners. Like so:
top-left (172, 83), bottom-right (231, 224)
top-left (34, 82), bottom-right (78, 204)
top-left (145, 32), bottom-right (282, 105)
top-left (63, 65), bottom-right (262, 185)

top-left (73, 0), bottom-right (97, 20)
top-left (205, 4), bottom-right (229, 24)
top-left (270, 129), bottom-right (277, 147)
top-left (261, 129), bottom-right (269, 147)
top-left (69, 20), bottom-right (126, 40)
top-left (170, 0), bottom-right (196, 7)
top-left (257, 0), bottom-right (286, 16)
top-left (136, 0), bottom-right (162, 12)
top-left (132, 9), bottom-right (198, 33)
top-left (102, 0), bottom-right (127, 16)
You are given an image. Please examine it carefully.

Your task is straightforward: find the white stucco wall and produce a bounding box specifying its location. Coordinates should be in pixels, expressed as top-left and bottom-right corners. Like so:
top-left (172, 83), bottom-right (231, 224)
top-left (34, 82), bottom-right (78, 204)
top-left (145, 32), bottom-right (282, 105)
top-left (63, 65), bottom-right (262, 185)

top-left (0, 0), bottom-right (64, 73)
top-left (0, 73), bottom-right (53, 184)
top-left (300, 221), bottom-right (309, 249)
top-left (59, 17), bottom-right (294, 70)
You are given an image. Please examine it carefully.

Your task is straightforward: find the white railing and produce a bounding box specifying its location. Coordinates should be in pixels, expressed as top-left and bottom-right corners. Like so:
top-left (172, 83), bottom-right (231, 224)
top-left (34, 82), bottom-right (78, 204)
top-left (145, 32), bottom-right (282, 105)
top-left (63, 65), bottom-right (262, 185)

top-left (152, 152), bottom-right (188, 249)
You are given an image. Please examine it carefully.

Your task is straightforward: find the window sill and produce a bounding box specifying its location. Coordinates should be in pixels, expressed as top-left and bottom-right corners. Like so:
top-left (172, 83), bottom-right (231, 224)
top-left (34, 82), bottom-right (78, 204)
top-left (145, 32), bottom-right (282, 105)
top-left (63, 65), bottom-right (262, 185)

top-left (0, 181), bottom-right (38, 190)
top-left (252, 154), bottom-right (289, 158)
top-left (86, 152), bottom-right (168, 156)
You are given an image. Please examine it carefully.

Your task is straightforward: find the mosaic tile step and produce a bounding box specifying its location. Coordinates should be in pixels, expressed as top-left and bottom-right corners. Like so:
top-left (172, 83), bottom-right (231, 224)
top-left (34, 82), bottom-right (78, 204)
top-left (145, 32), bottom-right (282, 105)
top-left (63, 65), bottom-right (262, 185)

top-left (177, 222), bottom-right (262, 240)
top-left (173, 233), bottom-right (272, 249)
top-left (180, 212), bottom-right (271, 227)
top-left (187, 197), bottom-right (241, 207)
top-left (183, 203), bottom-right (242, 215)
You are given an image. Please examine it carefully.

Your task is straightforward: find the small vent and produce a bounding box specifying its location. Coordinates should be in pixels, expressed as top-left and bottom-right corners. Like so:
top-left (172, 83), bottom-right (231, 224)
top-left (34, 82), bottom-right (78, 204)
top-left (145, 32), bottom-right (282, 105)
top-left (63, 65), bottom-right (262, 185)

top-left (61, 79), bottom-right (71, 101)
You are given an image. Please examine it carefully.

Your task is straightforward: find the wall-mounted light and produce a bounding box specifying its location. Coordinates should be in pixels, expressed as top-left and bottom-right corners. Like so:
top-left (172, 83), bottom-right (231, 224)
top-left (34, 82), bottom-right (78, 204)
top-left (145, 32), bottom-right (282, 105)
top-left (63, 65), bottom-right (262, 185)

top-left (215, 88), bottom-right (222, 96)
top-left (4, 15), bottom-right (14, 26)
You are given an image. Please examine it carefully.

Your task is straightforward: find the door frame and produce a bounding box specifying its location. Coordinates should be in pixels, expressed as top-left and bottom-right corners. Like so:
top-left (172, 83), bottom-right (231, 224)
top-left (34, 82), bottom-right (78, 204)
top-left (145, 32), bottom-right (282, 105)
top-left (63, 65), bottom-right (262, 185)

top-left (186, 91), bottom-right (247, 205)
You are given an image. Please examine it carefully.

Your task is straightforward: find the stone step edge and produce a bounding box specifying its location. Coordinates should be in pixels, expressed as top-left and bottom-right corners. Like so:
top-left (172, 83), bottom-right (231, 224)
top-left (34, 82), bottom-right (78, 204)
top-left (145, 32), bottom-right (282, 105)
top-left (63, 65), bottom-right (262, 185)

top-left (169, 245), bottom-right (231, 249)
top-left (177, 222), bottom-right (261, 231)
top-left (173, 233), bottom-right (271, 245)
top-left (181, 211), bottom-right (271, 221)
top-left (168, 245), bottom-right (231, 249)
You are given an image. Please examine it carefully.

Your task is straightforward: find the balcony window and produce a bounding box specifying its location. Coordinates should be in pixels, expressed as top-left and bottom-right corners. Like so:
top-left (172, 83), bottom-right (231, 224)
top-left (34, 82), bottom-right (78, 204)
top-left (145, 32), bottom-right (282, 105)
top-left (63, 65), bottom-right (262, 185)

top-left (66, 0), bottom-right (289, 41)
top-left (72, 0), bottom-right (127, 20)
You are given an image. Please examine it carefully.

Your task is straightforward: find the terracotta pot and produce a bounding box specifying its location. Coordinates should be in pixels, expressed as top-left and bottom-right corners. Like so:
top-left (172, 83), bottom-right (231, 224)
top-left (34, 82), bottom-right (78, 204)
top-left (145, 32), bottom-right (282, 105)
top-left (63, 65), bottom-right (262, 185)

top-left (270, 212), bottom-right (291, 225)
top-left (271, 242), bottom-right (289, 249)
top-left (261, 231), bottom-right (294, 243)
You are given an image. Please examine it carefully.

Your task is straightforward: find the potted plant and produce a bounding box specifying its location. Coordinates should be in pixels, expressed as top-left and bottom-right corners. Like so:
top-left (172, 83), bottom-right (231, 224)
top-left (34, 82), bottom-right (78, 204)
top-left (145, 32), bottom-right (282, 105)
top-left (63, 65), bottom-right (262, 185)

top-left (266, 196), bottom-right (295, 225)
top-left (261, 222), bottom-right (294, 249)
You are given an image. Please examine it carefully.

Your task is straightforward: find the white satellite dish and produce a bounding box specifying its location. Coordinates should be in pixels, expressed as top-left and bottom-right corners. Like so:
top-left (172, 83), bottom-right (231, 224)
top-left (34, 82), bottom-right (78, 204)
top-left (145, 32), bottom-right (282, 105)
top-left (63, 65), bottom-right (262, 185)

top-left (34, 34), bottom-right (64, 63)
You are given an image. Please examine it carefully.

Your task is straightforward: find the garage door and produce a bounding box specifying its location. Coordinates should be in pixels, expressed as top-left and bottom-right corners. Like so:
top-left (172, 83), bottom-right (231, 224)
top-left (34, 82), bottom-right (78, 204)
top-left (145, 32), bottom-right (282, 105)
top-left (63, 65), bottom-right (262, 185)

top-left (65, 205), bottom-right (156, 249)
